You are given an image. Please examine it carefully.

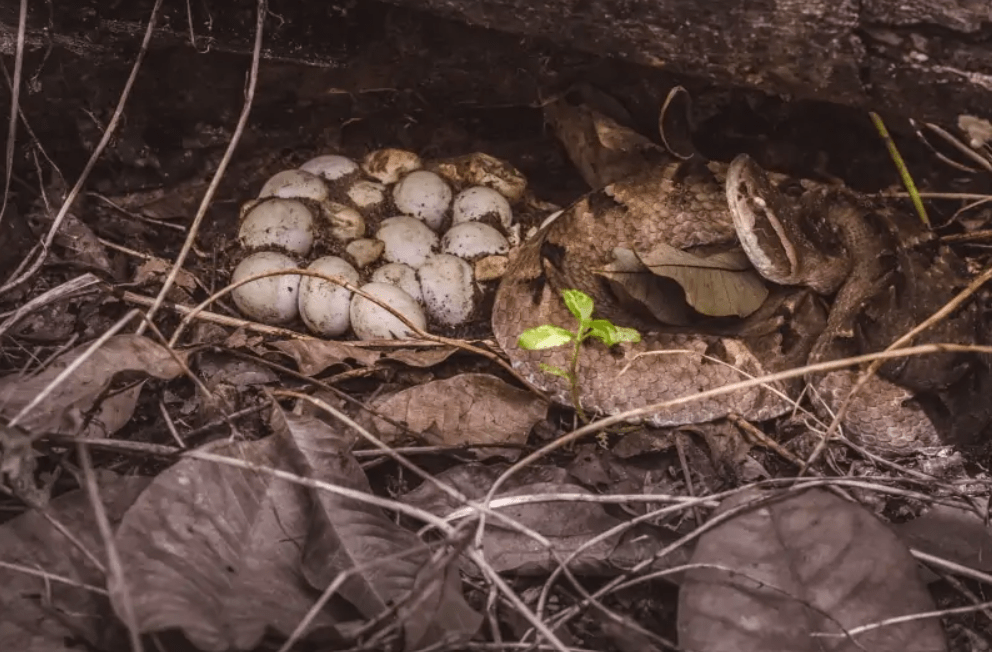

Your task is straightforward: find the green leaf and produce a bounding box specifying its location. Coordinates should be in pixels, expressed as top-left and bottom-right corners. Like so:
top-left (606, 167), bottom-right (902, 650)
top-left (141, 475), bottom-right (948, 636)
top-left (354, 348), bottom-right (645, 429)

top-left (562, 289), bottom-right (594, 323)
top-left (539, 363), bottom-right (573, 381)
top-left (586, 319), bottom-right (642, 347)
top-left (518, 324), bottom-right (575, 350)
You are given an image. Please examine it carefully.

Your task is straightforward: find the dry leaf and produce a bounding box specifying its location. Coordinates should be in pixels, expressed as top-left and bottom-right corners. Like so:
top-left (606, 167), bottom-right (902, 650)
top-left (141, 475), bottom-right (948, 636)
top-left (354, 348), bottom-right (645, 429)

top-left (370, 373), bottom-right (546, 458)
top-left (0, 334), bottom-right (185, 435)
top-left (679, 488), bottom-right (947, 652)
top-left (0, 474), bottom-right (151, 652)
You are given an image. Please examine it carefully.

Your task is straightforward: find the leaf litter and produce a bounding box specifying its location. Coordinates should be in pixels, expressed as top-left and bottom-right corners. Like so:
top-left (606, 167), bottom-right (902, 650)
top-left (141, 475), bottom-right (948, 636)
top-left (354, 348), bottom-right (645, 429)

top-left (1, 6), bottom-right (991, 651)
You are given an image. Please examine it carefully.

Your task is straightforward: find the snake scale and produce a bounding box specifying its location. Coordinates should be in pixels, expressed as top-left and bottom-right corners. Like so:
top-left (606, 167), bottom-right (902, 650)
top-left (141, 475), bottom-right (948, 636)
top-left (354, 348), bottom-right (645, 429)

top-left (492, 91), bottom-right (989, 456)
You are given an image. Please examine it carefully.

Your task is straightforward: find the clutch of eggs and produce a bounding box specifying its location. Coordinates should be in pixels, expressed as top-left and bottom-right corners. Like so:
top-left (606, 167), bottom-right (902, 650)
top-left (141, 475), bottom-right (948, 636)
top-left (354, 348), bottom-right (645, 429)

top-left (232, 149), bottom-right (527, 340)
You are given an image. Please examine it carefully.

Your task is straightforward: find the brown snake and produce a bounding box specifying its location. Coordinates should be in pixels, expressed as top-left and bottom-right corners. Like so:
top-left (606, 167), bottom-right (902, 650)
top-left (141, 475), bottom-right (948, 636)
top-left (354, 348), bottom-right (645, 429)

top-left (491, 102), bottom-right (984, 456)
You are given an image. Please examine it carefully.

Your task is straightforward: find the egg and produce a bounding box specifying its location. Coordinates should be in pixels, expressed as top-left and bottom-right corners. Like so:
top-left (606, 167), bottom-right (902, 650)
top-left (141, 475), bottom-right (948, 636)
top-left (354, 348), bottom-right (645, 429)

top-left (300, 155), bottom-right (359, 181)
top-left (392, 170), bottom-right (452, 231)
top-left (371, 262), bottom-right (422, 303)
top-left (231, 251), bottom-right (301, 324)
top-left (345, 238), bottom-right (385, 268)
top-left (258, 169), bottom-right (329, 203)
top-left (418, 254), bottom-right (476, 327)
top-left (376, 216), bottom-right (438, 269)
top-left (238, 199), bottom-right (315, 255)
top-left (345, 180), bottom-right (387, 210)
top-left (350, 282), bottom-right (427, 340)
top-left (298, 256), bottom-right (360, 337)
top-left (452, 186), bottom-right (513, 229)
top-left (441, 222), bottom-right (510, 260)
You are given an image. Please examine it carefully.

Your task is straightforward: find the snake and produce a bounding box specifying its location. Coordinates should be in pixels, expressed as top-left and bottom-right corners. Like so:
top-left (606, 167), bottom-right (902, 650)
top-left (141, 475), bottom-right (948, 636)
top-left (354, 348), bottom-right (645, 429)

top-left (491, 94), bottom-right (983, 456)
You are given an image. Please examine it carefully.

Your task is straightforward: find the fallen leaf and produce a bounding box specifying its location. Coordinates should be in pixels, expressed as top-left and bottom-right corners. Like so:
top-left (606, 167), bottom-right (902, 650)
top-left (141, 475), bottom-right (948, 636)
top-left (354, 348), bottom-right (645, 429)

top-left (0, 335), bottom-right (185, 435)
top-left (371, 373), bottom-right (546, 458)
top-left (679, 488), bottom-right (947, 652)
top-left (0, 473), bottom-right (151, 652)
top-left (110, 434), bottom-right (349, 651)
top-left (273, 406), bottom-right (481, 649)
top-left (893, 498), bottom-right (992, 577)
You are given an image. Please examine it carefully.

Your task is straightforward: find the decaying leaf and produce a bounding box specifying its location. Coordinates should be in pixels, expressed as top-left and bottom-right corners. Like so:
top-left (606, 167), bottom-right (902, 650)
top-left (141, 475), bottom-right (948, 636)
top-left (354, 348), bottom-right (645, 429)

top-left (0, 473), bottom-right (151, 652)
top-left (894, 498), bottom-right (992, 576)
top-left (679, 488), bottom-right (947, 652)
top-left (370, 373), bottom-right (547, 458)
top-left (601, 245), bottom-right (768, 321)
top-left (0, 334), bottom-right (185, 435)
top-left (110, 404), bottom-right (479, 651)
top-left (272, 339), bottom-right (457, 376)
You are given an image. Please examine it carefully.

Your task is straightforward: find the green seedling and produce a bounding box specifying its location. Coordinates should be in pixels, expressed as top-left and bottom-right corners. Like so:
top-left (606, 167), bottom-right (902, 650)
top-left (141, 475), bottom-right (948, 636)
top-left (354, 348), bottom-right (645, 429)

top-left (517, 289), bottom-right (641, 424)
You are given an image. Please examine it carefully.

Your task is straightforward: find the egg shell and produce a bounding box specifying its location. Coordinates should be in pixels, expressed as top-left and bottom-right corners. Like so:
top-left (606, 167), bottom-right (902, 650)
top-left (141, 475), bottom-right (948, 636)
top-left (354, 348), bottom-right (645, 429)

top-left (346, 238), bottom-right (385, 268)
top-left (362, 148), bottom-right (422, 184)
top-left (376, 216), bottom-right (438, 269)
top-left (298, 257), bottom-right (360, 337)
top-left (258, 169), bottom-right (329, 203)
top-left (371, 263), bottom-right (422, 303)
top-left (441, 222), bottom-right (510, 261)
top-left (417, 254), bottom-right (476, 327)
top-left (323, 202), bottom-right (366, 242)
top-left (452, 186), bottom-right (513, 230)
top-left (392, 170), bottom-right (452, 231)
top-left (300, 154), bottom-right (358, 181)
top-left (350, 282), bottom-right (426, 340)
top-left (231, 251), bottom-right (301, 324)
top-left (238, 199), bottom-right (315, 255)
top-left (346, 180), bottom-right (387, 210)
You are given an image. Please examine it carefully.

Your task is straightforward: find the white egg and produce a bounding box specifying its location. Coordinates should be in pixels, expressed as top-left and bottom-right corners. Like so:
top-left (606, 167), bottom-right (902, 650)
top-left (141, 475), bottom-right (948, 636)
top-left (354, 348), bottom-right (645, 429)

top-left (441, 222), bottom-right (510, 260)
top-left (346, 180), bottom-right (387, 210)
top-left (371, 262), bottom-right (422, 303)
top-left (238, 199), bottom-right (315, 255)
top-left (345, 238), bottom-right (385, 268)
top-left (258, 169), bottom-right (329, 202)
top-left (323, 202), bottom-right (366, 242)
top-left (418, 254), bottom-right (476, 327)
top-left (362, 148), bottom-right (422, 184)
top-left (350, 282), bottom-right (427, 340)
top-left (376, 216), bottom-right (438, 269)
top-left (392, 170), bottom-right (452, 231)
top-left (452, 186), bottom-right (513, 229)
top-left (231, 251), bottom-right (301, 324)
top-left (300, 154), bottom-right (358, 181)
top-left (298, 257), bottom-right (360, 337)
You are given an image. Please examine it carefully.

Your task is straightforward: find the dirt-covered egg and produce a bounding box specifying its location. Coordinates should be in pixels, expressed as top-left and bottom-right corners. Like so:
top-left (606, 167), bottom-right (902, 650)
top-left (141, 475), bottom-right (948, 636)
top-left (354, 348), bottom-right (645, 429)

top-left (371, 262), bottom-right (422, 303)
top-left (392, 170), bottom-right (452, 231)
top-left (452, 186), bottom-right (513, 229)
top-left (298, 256), bottom-right (360, 337)
top-left (418, 254), bottom-right (476, 327)
top-left (430, 152), bottom-right (527, 204)
top-left (300, 154), bottom-right (358, 181)
top-left (376, 216), bottom-right (438, 269)
top-left (362, 148), bottom-right (422, 184)
top-left (441, 222), bottom-right (510, 260)
top-left (231, 251), bottom-right (301, 324)
top-left (238, 199), bottom-right (315, 255)
top-left (258, 169), bottom-right (329, 203)
top-left (350, 282), bottom-right (426, 340)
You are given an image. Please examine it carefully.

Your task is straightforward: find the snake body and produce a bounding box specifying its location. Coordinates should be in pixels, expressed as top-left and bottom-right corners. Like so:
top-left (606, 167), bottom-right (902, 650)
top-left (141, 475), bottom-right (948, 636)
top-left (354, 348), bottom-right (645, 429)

top-left (492, 126), bottom-right (963, 454)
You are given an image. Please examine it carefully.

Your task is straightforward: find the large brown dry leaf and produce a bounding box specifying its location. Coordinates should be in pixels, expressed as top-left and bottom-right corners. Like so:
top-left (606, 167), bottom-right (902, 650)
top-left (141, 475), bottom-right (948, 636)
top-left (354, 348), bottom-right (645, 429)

top-left (371, 373), bottom-right (546, 458)
top-left (601, 244), bottom-right (768, 321)
top-left (110, 434), bottom-right (349, 651)
top-left (0, 334), bottom-right (185, 435)
top-left (894, 498), bottom-right (992, 576)
top-left (273, 407), bottom-right (481, 648)
top-left (0, 473), bottom-right (151, 652)
top-left (678, 488), bottom-right (947, 652)
top-left (401, 464), bottom-right (621, 574)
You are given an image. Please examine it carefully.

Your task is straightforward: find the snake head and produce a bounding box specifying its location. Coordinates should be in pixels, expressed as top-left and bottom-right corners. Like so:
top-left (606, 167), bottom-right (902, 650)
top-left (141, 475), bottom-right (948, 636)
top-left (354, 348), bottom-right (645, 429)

top-left (726, 154), bottom-right (850, 295)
